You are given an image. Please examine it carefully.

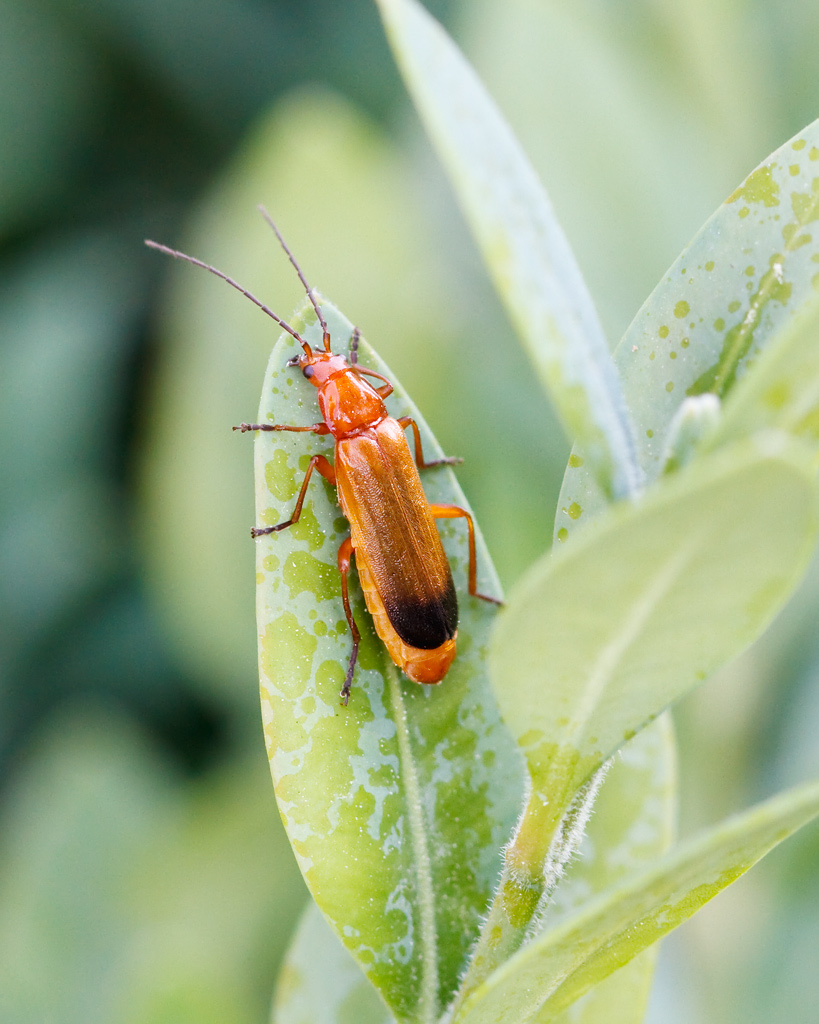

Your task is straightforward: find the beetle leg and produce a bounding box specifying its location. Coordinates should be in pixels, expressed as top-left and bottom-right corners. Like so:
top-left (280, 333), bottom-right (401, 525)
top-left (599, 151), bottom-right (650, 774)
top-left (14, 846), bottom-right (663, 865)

top-left (337, 536), bottom-right (361, 705)
top-left (356, 365), bottom-right (393, 400)
top-left (348, 327), bottom-right (361, 364)
top-left (233, 422), bottom-right (330, 434)
top-left (251, 454), bottom-right (336, 537)
top-left (398, 417), bottom-right (463, 468)
top-left (429, 503), bottom-right (503, 605)
top-left (348, 331), bottom-right (395, 399)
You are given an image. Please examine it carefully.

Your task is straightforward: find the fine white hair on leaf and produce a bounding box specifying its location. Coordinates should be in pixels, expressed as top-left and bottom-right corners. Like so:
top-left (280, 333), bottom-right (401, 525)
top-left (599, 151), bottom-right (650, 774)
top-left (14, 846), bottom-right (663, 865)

top-left (523, 758), bottom-right (613, 944)
top-left (448, 759), bottom-right (611, 1019)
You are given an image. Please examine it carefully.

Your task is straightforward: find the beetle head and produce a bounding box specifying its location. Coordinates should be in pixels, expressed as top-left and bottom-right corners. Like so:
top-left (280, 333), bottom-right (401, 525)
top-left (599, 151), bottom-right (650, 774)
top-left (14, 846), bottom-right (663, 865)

top-left (286, 339), bottom-right (347, 388)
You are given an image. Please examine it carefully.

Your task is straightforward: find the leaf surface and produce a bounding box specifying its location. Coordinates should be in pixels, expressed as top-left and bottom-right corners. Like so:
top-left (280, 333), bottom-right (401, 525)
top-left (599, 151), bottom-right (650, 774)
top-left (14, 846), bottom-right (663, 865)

top-left (454, 780), bottom-right (819, 1024)
top-left (376, 0), bottom-right (640, 500)
top-left (557, 118), bottom-right (819, 541)
top-left (255, 299), bottom-right (522, 1023)
top-left (272, 717), bottom-right (676, 1024)
top-left (711, 289), bottom-right (819, 454)
top-left (491, 437), bottom-right (818, 835)
top-left (541, 716), bottom-right (676, 1024)
top-left (272, 903), bottom-right (394, 1024)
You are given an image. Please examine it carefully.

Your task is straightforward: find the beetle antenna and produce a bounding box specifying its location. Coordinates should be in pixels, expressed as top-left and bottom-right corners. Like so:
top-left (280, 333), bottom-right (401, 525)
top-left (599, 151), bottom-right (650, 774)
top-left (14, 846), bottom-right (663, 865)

top-left (144, 239), bottom-right (313, 356)
top-left (257, 205), bottom-right (331, 351)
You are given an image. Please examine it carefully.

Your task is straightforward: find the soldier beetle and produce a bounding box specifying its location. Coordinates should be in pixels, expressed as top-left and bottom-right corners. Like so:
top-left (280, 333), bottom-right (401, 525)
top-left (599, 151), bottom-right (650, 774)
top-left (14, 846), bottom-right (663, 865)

top-left (146, 209), bottom-right (501, 704)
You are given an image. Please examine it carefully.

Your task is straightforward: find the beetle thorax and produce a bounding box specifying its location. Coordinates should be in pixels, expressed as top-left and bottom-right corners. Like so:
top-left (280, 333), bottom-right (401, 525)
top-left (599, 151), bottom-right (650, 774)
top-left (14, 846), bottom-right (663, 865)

top-left (317, 367), bottom-right (387, 438)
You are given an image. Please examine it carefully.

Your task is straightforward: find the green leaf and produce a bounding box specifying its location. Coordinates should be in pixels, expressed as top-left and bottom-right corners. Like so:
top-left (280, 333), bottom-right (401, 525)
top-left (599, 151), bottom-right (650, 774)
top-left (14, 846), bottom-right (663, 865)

top-left (710, 289), bottom-right (819, 455)
top-left (272, 719), bottom-right (676, 1024)
top-left (454, 779), bottom-right (819, 1024)
top-left (375, 0), bottom-right (640, 500)
top-left (272, 904), bottom-right (394, 1024)
top-left (557, 118), bottom-right (819, 542)
top-left (495, 438), bottom-right (818, 834)
top-left (255, 299), bottom-right (523, 1023)
top-left (457, 436), bottom-right (817, 989)
top-left (541, 716), bottom-right (677, 1024)
top-left (540, 955), bottom-right (657, 1024)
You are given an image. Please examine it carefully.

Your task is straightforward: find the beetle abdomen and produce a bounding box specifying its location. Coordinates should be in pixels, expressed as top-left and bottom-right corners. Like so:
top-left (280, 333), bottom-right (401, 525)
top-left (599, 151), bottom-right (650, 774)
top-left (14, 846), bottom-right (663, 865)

top-left (384, 580), bottom-right (457, 650)
top-left (336, 418), bottom-right (459, 667)
top-left (355, 547), bottom-right (457, 684)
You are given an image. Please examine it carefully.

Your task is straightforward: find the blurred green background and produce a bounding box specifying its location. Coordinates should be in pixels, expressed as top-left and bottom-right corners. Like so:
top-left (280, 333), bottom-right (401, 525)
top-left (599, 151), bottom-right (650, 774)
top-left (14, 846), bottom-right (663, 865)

top-left (2, 0), bottom-right (819, 1021)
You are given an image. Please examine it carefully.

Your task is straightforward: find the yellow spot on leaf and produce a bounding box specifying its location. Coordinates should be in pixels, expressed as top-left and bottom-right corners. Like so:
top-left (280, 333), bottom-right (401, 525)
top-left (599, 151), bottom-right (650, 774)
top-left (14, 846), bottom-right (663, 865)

top-left (726, 164), bottom-right (780, 207)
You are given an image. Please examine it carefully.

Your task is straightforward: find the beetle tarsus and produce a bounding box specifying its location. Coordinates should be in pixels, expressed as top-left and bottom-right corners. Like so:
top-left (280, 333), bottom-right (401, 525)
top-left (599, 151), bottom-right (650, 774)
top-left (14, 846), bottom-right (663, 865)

top-left (251, 520), bottom-right (294, 537)
top-left (426, 455), bottom-right (463, 467)
top-left (340, 641), bottom-right (358, 706)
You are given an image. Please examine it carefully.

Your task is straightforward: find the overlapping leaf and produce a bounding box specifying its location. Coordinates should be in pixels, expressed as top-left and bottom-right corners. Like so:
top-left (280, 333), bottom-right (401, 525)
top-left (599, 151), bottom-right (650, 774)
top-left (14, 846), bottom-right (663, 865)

top-left (376, 0), bottom-right (641, 500)
top-left (492, 437), bottom-right (819, 834)
top-left (454, 780), bottom-right (819, 1024)
top-left (556, 118), bottom-right (819, 541)
top-left (452, 436), bottom-right (816, 1004)
top-left (255, 299), bottom-right (523, 1022)
top-left (710, 289), bottom-right (819, 454)
top-left (272, 904), bottom-right (394, 1024)
top-left (541, 716), bottom-right (676, 1024)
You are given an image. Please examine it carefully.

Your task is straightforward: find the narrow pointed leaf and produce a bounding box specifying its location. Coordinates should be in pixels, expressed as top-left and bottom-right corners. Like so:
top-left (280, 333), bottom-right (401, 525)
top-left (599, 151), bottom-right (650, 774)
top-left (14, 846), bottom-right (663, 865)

top-left (256, 299), bottom-right (523, 1023)
top-left (272, 904), bottom-right (393, 1024)
top-left (376, 0), bottom-right (640, 500)
top-left (557, 118), bottom-right (819, 541)
top-left (540, 954), bottom-right (656, 1024)
top-left (492, 437), bottom-right (818, 835)
top-left (454, 780), bottom-right (819, 1024)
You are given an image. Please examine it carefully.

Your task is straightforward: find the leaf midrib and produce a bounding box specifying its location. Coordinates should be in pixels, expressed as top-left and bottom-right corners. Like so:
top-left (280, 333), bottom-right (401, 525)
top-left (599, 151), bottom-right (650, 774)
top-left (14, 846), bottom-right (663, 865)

top-left (388, 662), bottom-right (440, 1024)
top-left (560, 536), bottom-right (697, 757)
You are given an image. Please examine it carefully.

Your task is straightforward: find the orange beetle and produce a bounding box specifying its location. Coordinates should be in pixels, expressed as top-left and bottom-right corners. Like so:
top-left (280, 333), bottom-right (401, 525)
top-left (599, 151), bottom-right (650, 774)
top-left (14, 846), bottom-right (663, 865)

top-left (146, 210), bottom-right (500, 703)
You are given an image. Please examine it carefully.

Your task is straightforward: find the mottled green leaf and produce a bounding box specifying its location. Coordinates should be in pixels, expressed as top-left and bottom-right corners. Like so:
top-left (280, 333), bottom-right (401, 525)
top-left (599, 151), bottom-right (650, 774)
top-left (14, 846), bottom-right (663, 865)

top-left (375, 0), bottom-right (640, 500)
top-left (272, 904), bottom-right (394, 1024)
top-left (255, 299), bottom-right (523, 1023)
top-left (454, 779), bottom-right (819, 1024)
top-left (493, 438), bottom-right (818, 840)
top-left (272, 718), bottom-right (675, 1024)
top-left (557, 118), bottom-right (819, 542)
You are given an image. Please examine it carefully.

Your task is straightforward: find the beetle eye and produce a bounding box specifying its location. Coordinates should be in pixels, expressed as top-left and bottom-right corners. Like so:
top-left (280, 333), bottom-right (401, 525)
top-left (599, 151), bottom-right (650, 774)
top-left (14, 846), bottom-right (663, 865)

top-left (303, 365), bottom-right (314, 379)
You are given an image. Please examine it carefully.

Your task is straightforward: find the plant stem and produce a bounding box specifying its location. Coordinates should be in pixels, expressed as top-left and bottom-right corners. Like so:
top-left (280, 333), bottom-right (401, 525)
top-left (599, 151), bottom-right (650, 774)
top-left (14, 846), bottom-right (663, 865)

top-left (448, 786), bottom-right (567, 1017)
